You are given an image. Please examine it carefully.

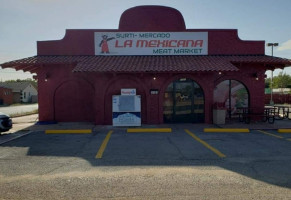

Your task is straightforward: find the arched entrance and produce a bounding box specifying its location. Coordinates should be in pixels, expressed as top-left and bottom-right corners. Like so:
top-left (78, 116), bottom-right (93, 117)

top-left (214, 79), bottom-right (249, 119)
top-left (163, 78), bottom-right (204, 123)
top-left (54, 79), bottom-right (95, 122)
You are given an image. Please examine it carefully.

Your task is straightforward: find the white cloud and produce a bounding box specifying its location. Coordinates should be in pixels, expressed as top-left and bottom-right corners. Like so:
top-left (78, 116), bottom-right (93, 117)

top-left (278, 39), bottom-right (291, 51)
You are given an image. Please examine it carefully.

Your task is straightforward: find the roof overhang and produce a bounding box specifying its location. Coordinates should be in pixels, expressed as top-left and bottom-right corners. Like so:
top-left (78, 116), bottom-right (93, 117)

top-left (1, 55), bottom-right (291, 73)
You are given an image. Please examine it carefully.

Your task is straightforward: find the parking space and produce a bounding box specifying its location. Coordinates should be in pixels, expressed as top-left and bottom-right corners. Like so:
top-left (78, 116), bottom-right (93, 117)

top-left (2, 127), bottom-right (291, 163)
top-left (194, 129), bottom-right (291, 159)
top-left (3, 116), bottom-right (291, 197)
top-left (92, 127), bottom-right (291, 162)
top-left (2, 126), bottom-right (291, 194)
top-left (258, 129), bottom-right (291, 141)
top-left (96, 130), bottom-right (223, 161)
top-left (1, 131), bottom-right (97, 159)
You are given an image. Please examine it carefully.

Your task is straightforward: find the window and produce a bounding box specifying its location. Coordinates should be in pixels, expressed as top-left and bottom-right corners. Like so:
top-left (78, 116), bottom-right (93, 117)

top-left (214, 80), bottom-right (249, 119)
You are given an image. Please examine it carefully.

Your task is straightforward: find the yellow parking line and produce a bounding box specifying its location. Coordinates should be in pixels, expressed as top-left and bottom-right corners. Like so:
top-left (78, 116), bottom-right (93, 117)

top-left (45, 129), bottom-right (92, 134)
top-left (204, 128), bottom-right (249, 133)
top-left (287, 139), bottom-right (291, 142)
top-left (185, 129), bottom-right (226, 158)
top-left (278, 129), bottom-right (291, 133)
top-left (127, 128), bottom-right (172, 133)
top-left (257, 130), bottom-right (284, 139)
top-left (96, 130), bottom-right (113, 159)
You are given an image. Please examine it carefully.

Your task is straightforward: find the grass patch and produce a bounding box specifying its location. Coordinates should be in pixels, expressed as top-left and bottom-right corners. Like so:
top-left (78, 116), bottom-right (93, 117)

top-left (0, 103), bottom-right (38, 107)
top-left (10, 109), bottom-right (38, 118)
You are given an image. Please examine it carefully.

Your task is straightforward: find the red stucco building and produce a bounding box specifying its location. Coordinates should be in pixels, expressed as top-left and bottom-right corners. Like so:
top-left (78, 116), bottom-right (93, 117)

top-left (1, 6), bottom-right (291, 124)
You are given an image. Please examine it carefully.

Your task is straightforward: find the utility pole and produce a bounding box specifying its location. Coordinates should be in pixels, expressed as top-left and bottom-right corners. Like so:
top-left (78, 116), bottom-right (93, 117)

top-left (266, 42), bottom-right (279, 105)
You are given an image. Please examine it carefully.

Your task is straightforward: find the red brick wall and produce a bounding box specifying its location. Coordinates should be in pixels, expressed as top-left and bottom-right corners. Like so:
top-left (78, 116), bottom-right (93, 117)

top-left (0, 87), bottom-right (13, 105)
top-left (118, 6), bottom-right (186, 31)
top-left (37, 64), bottom-right (97, 122)
top-left (37, 6), bottom-right (264, 56)
top-left (36, 63), bottom-right (266, 124)
top-left (37, 29), bottom-right (264, 56)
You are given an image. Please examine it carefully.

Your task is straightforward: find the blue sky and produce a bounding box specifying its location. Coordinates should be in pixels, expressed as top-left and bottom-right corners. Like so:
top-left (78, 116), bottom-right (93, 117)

top-left (0, 0), bottom-right (291, 81)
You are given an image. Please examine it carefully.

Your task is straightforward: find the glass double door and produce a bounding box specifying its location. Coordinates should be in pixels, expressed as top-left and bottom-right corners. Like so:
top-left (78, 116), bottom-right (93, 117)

top-left (163, 78), bottom-right (204, 123)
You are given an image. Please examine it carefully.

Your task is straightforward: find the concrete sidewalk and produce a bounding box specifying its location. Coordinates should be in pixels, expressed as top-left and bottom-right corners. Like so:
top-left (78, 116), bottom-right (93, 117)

top-left (0, 104), bottom-right (38, 116)
top-left (2, 114), bottom-right (39, 134)
top-left (2, 114), bottom-right (291, 135)
top-left (4, 114), bottom-right (95, 134)
top-left (218, 118), bottom-right (291, 129)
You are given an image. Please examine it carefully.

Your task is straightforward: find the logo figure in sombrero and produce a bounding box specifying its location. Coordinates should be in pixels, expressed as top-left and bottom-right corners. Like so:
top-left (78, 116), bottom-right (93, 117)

top-left (99, 35), bottom-right (115, 53)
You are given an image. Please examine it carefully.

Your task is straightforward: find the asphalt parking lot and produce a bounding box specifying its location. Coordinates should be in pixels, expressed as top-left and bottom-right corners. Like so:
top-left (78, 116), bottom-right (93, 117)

top-left (1, 125), bottom-right (291, 199)
top-left (2, 127), bottom-right (291, 162)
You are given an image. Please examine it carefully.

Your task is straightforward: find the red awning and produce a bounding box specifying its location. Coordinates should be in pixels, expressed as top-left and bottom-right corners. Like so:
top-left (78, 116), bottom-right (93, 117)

top-left (1, 55), bottom-right (291, 73)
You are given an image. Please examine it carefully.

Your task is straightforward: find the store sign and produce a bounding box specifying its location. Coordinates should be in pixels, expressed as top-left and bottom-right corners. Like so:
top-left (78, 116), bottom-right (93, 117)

top-left (95, 32), bottom-right (208, 55)
top-left (121, 88), bottom-right (136, 95)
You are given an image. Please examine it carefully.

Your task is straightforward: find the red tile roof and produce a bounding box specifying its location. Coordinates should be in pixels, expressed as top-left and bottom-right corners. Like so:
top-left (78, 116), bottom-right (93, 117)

top-left (229, 55), bottom-right (291, 65)
top-left (1, 55), bottom-right (291, 73)
top-left (1, 56), bottom-right (84, 66)
top-left (74, 56), bottom-right (239, 72)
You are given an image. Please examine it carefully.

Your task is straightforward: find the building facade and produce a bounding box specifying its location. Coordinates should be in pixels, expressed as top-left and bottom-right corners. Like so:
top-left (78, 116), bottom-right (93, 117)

top-left (0, 82), bottom-right (38, 104)
top-left (1, 6), bottom-right (291, 124)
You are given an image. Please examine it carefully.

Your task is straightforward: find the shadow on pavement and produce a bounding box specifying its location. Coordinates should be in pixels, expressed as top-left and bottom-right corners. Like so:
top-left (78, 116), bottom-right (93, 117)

top-left (1, 116), bottom-right (291, 189)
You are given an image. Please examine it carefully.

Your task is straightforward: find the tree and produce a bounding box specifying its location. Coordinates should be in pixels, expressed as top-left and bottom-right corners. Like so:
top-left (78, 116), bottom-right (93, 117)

top-left (273, 72), bottom-right (291, 88)
top-left (265, 77), bottom-right (271, 88)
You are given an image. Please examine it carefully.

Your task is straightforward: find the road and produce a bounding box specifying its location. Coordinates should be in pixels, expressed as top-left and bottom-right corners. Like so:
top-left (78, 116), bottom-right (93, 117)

top-left (0, 103), bottom-right (38, 116)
